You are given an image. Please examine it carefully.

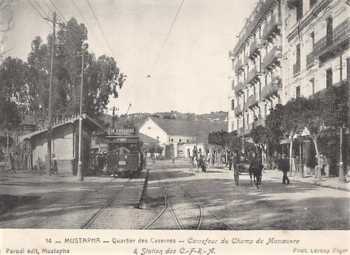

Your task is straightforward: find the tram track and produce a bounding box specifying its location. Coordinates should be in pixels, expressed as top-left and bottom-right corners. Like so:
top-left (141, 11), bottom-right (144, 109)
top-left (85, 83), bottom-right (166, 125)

top-left (142, 167), bottom-right (203, 230)
top-left (20, 177), bottom-right (117, 228)
top-left (80, 175), bottom-right (135, 229)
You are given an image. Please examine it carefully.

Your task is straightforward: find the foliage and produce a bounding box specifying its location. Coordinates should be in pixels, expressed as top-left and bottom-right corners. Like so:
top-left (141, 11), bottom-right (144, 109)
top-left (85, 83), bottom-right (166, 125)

top-left (148, 144), bottom-right (163, 154)
top-left (0, 100), bottom-right (20, 130)
top-left (250, 125), bottom-right (269, 146)
top-left (0, 17), bottom-right (126, 131)
top-left (0, 57), bottom-right (26, 129)
top-left (208, 130), bottom-right (240, 151)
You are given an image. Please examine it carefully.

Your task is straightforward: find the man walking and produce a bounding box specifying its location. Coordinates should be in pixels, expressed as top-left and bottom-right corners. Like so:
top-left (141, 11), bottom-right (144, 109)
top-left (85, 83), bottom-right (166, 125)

top-left (279, 154), bottom-right (290, 184)
top-left (233, 151), bottom-right (239, 186)
top-left (228, 150), bottom-right (233, 170)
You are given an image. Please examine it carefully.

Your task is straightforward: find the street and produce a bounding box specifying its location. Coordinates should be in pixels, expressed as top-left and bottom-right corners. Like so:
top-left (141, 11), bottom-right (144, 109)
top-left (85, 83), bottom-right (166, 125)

top-left (0, 160), bottom-right (349, 230)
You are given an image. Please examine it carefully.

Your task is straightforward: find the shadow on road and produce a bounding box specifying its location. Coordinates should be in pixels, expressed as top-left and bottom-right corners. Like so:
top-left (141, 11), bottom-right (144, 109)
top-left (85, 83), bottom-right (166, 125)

top-left (0, 163), bottom-right (349, 230)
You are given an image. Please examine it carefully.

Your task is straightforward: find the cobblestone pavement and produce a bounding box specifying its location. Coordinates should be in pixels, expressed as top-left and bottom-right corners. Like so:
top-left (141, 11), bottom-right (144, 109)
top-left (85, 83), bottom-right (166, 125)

top-left (0, 160), bottom-right (349, 229)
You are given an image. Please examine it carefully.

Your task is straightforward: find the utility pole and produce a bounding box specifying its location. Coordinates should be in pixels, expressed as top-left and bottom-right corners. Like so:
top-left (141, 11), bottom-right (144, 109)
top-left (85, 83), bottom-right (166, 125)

top-left (47, 12), bottom-right (56, 175)
top-left (77, 42), bottom-right (88, 181)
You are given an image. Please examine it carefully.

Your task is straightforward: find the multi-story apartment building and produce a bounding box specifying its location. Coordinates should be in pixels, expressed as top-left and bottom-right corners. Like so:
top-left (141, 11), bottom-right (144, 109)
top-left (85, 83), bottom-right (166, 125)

top-left (228, 0), bottom-right (284, 135)
top-left (284, 0), bottom-right (349, 103)
top-left (228, 0), bottom-right (350, 137)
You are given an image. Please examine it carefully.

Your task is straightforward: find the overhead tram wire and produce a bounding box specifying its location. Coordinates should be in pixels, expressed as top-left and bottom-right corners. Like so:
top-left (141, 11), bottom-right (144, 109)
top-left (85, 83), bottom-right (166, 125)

top-left (48, 0), bottom-right (67, 23)
top-left (70, 0), bottom-right (105, 48)
top-left (71, 0), bottom-right (88, 24)
top-left (28, 0), bottom-right (49, 21)
top-left (31, 0), bottom-right (50, 18)
top-left (149, 0), bottom-right (186, 75)
top-left (39, 0), bottom-right (65, 25)
top-left (85, 0), bottom-right (115, 56)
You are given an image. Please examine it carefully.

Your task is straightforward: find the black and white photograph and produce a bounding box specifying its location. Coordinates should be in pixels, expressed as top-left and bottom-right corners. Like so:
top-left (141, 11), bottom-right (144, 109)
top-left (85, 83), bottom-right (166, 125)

top-left (0, 0), bottom-right (350, 249)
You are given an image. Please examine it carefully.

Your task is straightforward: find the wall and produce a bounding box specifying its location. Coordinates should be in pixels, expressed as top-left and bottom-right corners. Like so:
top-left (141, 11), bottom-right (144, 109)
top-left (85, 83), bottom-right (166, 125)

top-left (138, 118), bottom-right (169, 146)
top-left (285, 0), bottom-right (349, 102)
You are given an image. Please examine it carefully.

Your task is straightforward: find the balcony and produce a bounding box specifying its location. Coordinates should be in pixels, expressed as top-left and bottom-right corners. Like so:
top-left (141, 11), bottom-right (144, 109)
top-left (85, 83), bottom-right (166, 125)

top-left (246, 67), bottom-right (260, 84)
top-left (306, 52), bottom-right (316, 69)
top-left (253, 117), bottom-right (266, 128)
top-left (234, 81), bottom-right (245, 94)
top-left (234, 58), bottom-right (244, 74)
top-left (313, 19), bottom-right (350, 63)
top-left (234, 104), bottom-right (243, 116)
top-left (249, 39), bottom-right (262, 59)
top-left (311, 80), bottom-right (349, 101)
top-left (261, 77), bottom-right (281, 99)
top-left (262, 15), bottom-right (281, 41)
top-left (237, 127), bottom-right (244, 136)
top-left (245, 123), bottom-right (253, 135)
top-left (287, 0), bottom-right (300, 8)
top-left (262, 45), bottom-right (282, 70)
top-left (247, 94), bottom-right (258, 108)
top-left (293, 62), bottom-right (301, 77)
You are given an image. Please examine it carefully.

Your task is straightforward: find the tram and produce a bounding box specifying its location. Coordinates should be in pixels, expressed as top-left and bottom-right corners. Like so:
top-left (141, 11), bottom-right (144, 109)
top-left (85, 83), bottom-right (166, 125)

top-left (102, 128), bottom-right (144, 177)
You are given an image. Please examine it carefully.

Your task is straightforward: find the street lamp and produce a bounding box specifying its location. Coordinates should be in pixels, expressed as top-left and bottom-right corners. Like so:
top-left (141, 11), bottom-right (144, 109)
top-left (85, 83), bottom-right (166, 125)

top-left (77, 41), bottom-right (88, 181)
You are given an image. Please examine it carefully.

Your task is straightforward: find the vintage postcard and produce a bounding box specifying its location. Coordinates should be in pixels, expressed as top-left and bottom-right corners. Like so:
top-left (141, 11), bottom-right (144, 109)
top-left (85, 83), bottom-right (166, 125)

top-left (0, 0), bottom-right (349, 254)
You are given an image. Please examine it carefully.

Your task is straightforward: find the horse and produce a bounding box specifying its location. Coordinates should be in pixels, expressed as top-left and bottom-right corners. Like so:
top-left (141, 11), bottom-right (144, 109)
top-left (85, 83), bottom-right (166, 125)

top-left (248, 164), bottom-right (257, 186)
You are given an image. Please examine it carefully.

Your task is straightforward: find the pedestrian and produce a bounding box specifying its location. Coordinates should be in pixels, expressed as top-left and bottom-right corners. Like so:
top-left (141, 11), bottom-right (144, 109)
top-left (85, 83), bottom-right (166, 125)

top-left (248, 152), bottom-right (256, 185)
top-left (233, 151), bottom-right (240, 186)
top-left (228, 150), bottom-right (233, 171)
top-left (199, 154), bottom-right (206, 173)
top-left (255, 154), bottom-right (264, 188)
top-left (279, 153), bottom-right (290, 184)
top-left (9, 152), bottom-right (16, 173)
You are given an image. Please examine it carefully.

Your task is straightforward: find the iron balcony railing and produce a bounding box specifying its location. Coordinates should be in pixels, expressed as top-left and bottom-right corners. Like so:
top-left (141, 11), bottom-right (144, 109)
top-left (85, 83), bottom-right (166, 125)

top-left (247, 94), bottom-right (258, 108)
top-left (261, 76), bottom-right (281, 99)
top-left (313, 19), bottom-right (350, 62)
top-left (234, 104), bottom-right (243, 116)
top-left (234, 58), bottom-right (244, 74)
top-left (293, 62), bottom-right (301, 77)
top-left (306, 52), bottom-right (316, 69)
top-left (262, 45), bottom-right (282, 70)
top-left (234, 81), bottom-right (245, 94)
top-left (246, 67), bottom-right (260, 84)
top-left (249, 39), bottom-right (263, 59)
top-left (262, 14), bottom-right (281, 40)
top-left (254, 117), bottom-right (266, 128)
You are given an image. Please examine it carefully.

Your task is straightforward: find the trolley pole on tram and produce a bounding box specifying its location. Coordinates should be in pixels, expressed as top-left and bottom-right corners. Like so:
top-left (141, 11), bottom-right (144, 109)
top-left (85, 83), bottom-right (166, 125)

top-left (77, 42), bottom-right (88, 181)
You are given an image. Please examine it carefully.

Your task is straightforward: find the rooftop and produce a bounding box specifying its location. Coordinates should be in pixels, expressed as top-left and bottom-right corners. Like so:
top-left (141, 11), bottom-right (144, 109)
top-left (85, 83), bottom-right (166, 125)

top-left (147, 117), bottom-right (227, 143)
top-left (232, 0), bottom-right (278, 56)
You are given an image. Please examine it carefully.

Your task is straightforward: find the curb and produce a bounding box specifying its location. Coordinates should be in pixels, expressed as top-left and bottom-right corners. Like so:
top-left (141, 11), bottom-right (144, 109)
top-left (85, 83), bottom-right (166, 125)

top-left (291, 177), bottom-right (350, 192)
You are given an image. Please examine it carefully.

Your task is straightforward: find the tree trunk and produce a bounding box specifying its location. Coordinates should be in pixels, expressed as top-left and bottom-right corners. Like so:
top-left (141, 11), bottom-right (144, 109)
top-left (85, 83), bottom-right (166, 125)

top-left (339, 126), bottom-right (346, 182)
top-left (312, 136), bottom-right (321, 180)
top-left (289, 137), bottom-right (294, 176)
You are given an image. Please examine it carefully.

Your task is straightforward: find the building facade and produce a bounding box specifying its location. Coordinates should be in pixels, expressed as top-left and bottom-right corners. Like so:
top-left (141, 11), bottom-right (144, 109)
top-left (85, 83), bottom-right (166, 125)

top-left (228, 0), bottom-right (284, 135)
top-left (20, 114), bottom-right (103, 175)
top-left (228, 0), bottom-right (350, 135)
top-left (284, 0), bottom-right (349, 102)
top-left (138, 117), bottom-right (226, 158)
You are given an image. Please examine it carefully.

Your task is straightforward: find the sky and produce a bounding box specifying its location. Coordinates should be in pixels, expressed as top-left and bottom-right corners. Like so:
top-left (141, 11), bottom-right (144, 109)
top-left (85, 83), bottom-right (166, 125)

top-left (4, 0), bottom-right (258, 114)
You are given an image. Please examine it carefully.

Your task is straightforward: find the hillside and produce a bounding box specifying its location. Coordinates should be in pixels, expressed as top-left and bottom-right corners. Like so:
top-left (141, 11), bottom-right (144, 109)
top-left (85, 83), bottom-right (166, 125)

top-left (99, 111), bottom-right (228, 128)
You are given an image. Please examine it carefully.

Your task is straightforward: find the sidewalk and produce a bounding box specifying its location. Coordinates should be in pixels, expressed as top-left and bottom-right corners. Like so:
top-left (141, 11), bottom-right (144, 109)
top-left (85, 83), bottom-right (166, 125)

top-left (200, 166), bottom-right (350, 192)
top-left (264, 169), bottom-right (350, 192)
top-left (291, 174), bottom-right (350, 192)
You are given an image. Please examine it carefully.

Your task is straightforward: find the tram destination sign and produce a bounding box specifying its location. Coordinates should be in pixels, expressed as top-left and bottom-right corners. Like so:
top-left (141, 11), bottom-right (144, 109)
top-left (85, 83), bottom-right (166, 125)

top-left (108, 128), bottom-right (136, 136)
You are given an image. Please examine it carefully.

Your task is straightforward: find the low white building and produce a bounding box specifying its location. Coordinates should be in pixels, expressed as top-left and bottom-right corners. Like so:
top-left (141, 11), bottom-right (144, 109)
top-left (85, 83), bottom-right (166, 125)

top-left (138, 117), bottom-right (226, 158)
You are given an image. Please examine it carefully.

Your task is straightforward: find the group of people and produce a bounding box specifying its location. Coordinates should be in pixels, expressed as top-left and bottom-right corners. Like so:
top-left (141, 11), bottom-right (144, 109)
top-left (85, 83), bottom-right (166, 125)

top-left (191, 146), bottom-right (208, 173)
top-left (189, 146), bottom-right (293, 188)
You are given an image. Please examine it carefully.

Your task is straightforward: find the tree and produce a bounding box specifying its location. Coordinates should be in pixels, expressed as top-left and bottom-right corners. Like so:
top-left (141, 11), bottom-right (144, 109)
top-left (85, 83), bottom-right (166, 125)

top-left (208, 130), bottom-right (240, 152)
top-left (0, 57), bottom-right (27, 129)
top-left (24, 17), bottom-right (126, 120)
top-left (304, 85), bottom-right (348, 179)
